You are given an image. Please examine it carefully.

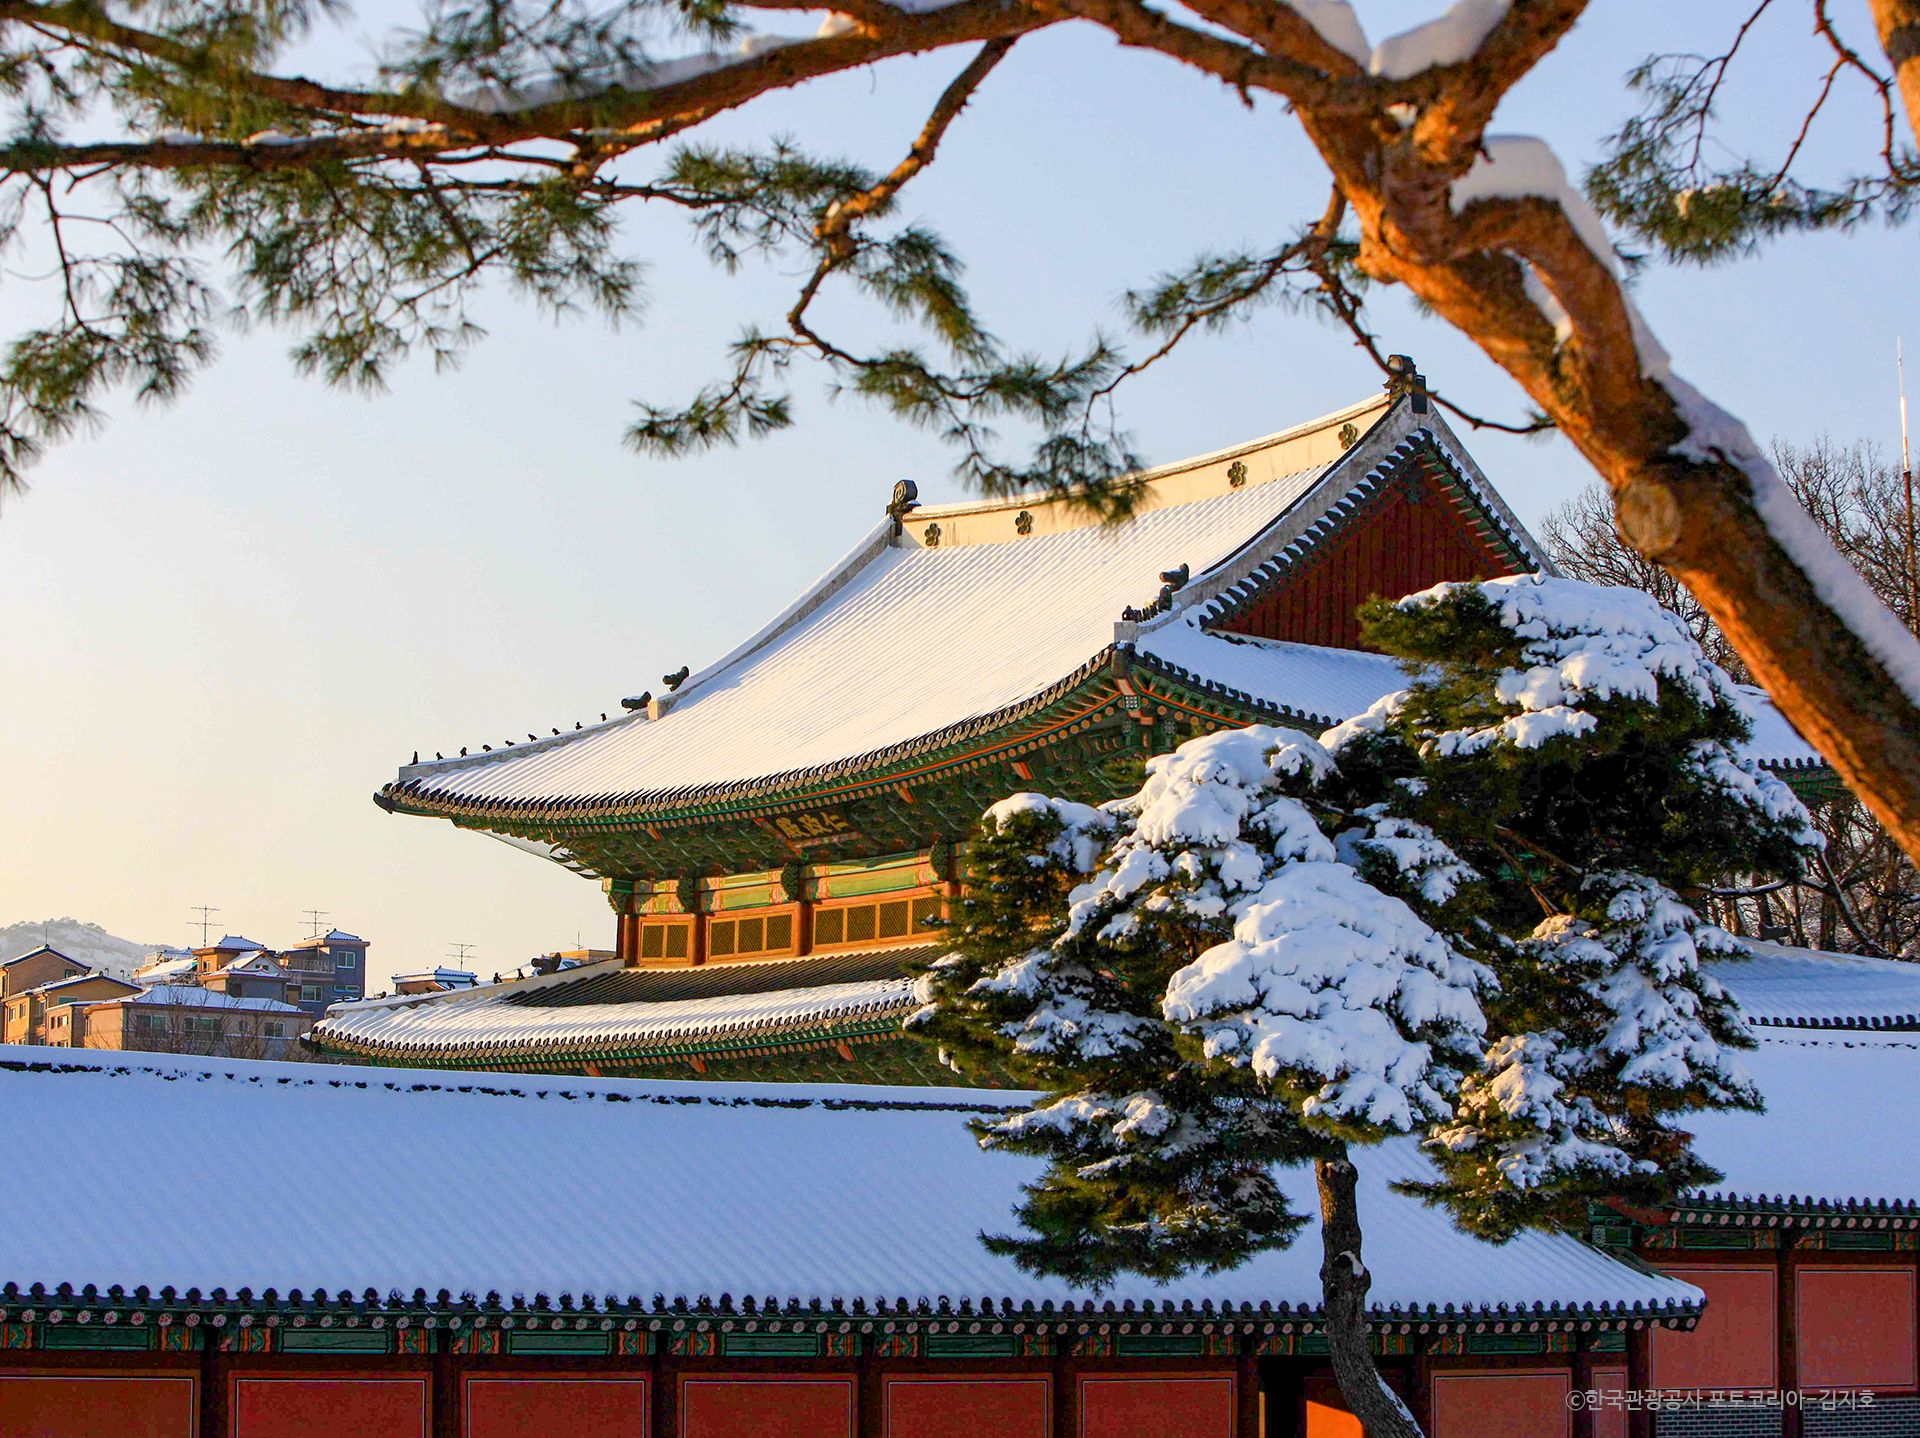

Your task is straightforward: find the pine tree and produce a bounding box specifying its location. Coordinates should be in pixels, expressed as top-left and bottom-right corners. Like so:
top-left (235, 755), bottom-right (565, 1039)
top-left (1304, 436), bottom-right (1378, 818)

top-left (913, 574), bottom-right (1820, 1438)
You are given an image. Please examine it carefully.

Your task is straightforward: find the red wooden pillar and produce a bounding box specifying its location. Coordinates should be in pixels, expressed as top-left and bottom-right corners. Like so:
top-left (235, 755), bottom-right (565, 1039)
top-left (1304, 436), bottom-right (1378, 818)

top-left (1778, 1241), bottom-right (1803, 1438)
top-left (1570, 1343), bottom-right (1595, 1438)
top-left (1236, 1347), bottom-right (1260, 1438)
top-left (431, 1347), bottom-right (456, 1438)
top-left (1051, 1349), bottom-right (1075, 1438)
top-left (1409, 1353), bottom-right (1434, 1438)
top-left (856, 1338), bottom-right (882, 1438)
top-left (653, 1349), bottom-right (679, 1438)
top-left (199, 1339), bottom-right (226, 1438)
top-left (1626, 1325), bottom-right (1653, 1438)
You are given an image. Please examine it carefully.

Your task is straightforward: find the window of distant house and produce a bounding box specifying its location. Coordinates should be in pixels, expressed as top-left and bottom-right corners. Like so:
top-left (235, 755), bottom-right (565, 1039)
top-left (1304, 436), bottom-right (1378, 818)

top-left (708, 910), bottom-right (797, 961)
top-left (335, 950), bottom-right (356, 968)
top-left (637, 920), bottom-right (692, 963)
top-left (134, 1012), bottom-right (169, 1034)
top-left (299, 985), bottom-right (321, 1002)
top-left (263, 1022), bottom-right (286, 1038)
top-left (811, 894), bottom-right (946, 950)
top-left (186, 1015), bottom-right (219, 1038)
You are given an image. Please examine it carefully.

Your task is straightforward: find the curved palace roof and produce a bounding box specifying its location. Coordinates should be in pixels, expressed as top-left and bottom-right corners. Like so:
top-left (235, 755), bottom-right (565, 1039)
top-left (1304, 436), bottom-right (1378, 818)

top-left (380, 392), bottom-right (1822, 828)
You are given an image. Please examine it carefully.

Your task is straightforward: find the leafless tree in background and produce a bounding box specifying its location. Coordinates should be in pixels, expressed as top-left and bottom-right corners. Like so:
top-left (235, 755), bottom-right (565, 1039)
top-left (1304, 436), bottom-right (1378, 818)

top-left (1546, 437), bottom-right (1920, 958)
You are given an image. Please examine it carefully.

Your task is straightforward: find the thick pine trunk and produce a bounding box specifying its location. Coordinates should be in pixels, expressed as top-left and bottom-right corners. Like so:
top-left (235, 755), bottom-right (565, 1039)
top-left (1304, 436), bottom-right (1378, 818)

top-left (1604, 450), bottom-right (1920, 870)
top-left (1870, 0), bottom-right (1920, 152)
top-left (1316, 1154), bottom-right (1424, 1438)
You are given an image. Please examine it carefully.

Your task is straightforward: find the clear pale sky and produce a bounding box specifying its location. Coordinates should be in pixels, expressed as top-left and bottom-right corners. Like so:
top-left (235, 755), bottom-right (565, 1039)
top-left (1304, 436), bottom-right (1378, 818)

top-left (2, 2), bottom-right (1912, 988)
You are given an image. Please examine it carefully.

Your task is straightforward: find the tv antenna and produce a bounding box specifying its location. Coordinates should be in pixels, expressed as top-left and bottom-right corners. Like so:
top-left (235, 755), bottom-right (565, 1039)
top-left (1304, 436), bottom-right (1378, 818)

top-left (190, 906), bottom-right (220, 946)
top-left (302, 909), bottom-right (330, 940)
top-left (448, 942), bottom-right (476, 966)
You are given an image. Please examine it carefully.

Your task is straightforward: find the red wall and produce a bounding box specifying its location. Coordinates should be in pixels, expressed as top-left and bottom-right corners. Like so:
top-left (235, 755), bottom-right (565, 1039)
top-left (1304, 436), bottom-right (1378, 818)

top-left (678, 1375), bottom-right (856, 1438)
top-left (1430, 1369), bottom-right (1569, 1438)
top-left (464, 1375), bottom-right (651, 1438)
top-left (0, 1372), bottom-right (197, 1438)
top-left (230, 1375), bottom-right (428, 1438)
top-left (1217, 482), bottom-right (1521, 651)
top-left (1653, 1266), bottom-right (1778, 1391)
top-left (883, 1374), bottom-right (1048, 1438)
top-left (1798, 1266), bottom-right (1918, 1391)
top-left (1077, 1374), bottom-right (1235, 1438)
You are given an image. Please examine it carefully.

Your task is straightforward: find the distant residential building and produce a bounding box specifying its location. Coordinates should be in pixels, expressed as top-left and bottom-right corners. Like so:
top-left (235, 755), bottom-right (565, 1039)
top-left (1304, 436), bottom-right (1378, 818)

top-left (1, 945), bottom-right (88, 1004)
top-left (3, 966), bottom-right (142, 1046)
top-left (76, 985), bottom-right (312, 1057)
top-left (277, 929), bottom-right (369, 1015)
top-left (3, 947), bottom-right (99, 1045)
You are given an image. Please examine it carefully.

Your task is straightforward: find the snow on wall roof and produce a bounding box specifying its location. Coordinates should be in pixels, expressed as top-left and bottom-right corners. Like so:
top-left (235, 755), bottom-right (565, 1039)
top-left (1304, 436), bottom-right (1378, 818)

top-left (1709, 942), bottom-right (1920, 1030)
top-left (0, 1047), bottom-right (1700, 1319)
top-left (1684, 1035), bottom-right (1920, 1210)
top-left (312, 974), bottom-right (916, 1060)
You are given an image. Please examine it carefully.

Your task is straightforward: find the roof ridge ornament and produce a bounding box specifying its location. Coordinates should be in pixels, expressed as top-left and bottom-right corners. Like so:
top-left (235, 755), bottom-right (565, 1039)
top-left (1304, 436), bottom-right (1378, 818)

top-left (1385, 354), bottom-right (1430, 414)
top-left (886, 479), bottom-right (920, 537)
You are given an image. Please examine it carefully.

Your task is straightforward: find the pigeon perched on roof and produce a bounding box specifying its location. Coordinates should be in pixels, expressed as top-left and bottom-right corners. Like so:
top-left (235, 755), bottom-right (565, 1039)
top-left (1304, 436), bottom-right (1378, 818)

top-left (664, 666), bottom-right (690, 691)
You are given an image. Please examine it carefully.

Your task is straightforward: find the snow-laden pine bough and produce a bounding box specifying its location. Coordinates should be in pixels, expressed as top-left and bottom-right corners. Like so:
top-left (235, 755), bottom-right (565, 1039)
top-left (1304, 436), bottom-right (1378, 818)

top-left (909, 573), bottom-right (1822, 1438)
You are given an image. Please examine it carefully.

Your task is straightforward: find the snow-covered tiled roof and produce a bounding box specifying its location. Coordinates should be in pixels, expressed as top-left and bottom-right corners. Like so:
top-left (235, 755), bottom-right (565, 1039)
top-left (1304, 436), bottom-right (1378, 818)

top-left (109, 985), bottom-right (300, 1014)
top-left (313, 972), bottom-right (916, 1062)
top-left (1708, 942), bottom-right (1920, 1030)
top-left (1682, 1035), bottom-right (1920, 1211)
top-left (0, 1046), bottom-right (1702, 1320)
top-left (203, 934), bottom-right (266, 952)
top-left (387, 398), bottom-right (1515, 813)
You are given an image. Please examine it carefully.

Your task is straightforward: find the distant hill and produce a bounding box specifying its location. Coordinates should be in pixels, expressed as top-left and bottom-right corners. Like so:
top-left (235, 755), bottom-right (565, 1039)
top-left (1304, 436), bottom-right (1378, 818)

top-left (0, 919), bottom-right (180, 979)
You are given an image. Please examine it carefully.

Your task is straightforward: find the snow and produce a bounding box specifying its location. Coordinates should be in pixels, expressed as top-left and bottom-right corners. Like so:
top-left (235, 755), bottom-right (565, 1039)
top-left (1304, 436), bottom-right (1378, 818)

top-left (1165, 860), bottom-right (1488, 1132)
top-left (0, 919), bottom-right (170, 981)
top-left (395, 423), bottom-right (1353, 806)
top-left (1385, 575), bottom-right (1800, 783)
top-left (1448, 136), bottom-right (1670, 382)
top-left (1709, 941), bottom-right (1920, 1030)
top-left (1685, 1034), bottom-right (1920, 1208)
top-left (1665, 375), bottom-right (1920, 716)
top-left (126, 985), bottom-right (301, 1013)
top-left (1367, 0), bottom-right (1511, 79)
top-left (1289, 0), bottom-right (1370, 66)
top-left (984, 793), bottom-right (1114, 873)
top-left (0, 1047), bottom-right (1705, 1319)
top-left (1281, 1), bottom-right (1513, 79)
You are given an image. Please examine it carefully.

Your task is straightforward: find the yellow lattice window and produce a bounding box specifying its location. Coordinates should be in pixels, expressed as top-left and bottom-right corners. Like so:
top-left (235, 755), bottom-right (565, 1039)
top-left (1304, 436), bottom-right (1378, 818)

top-left (709, 911), bottom-right (797, 960)
top-left (811, 894), bottom-right (945, 950)
top-left (638, 920), bottom-right (692, 962)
